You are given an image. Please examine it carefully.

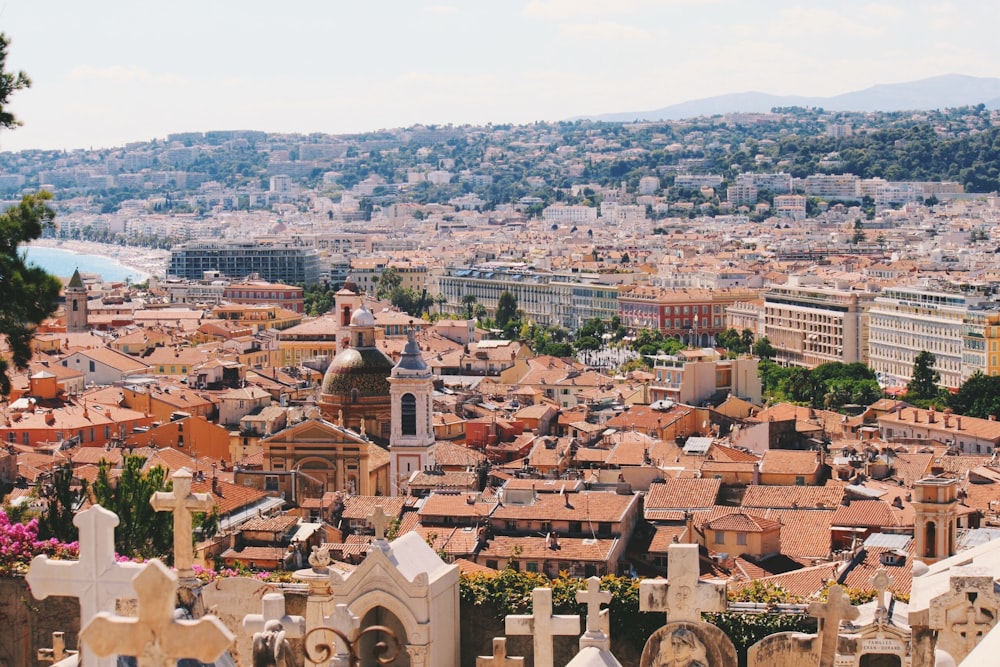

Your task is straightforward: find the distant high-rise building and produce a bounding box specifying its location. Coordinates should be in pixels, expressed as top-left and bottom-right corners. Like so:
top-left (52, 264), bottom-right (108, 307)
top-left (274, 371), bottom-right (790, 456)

top-left (167, 240), bottom-right (322, 285)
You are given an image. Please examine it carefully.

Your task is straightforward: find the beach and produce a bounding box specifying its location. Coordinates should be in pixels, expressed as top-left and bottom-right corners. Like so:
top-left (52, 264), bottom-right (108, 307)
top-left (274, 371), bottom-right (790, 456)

top-left (26, 239), bottom-right (170, 281)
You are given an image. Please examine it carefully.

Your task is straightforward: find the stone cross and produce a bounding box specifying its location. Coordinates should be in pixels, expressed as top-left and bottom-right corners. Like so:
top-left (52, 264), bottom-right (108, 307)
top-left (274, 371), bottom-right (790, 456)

top-left (37, 631), bottom-right (77, 664)
top-left (477, 637), bottom-right (525, 667)
top-left (807, 585), bottom-right (859, 667)
top-left (243, 592), bottom-right (306, 639)
top-left (953, 604), bottom-right (991, 653)
top-left (317, 603), bottom-right (361, 667)
top-left (26, 504), bottom-right (144, 667)
top-left (639, 543), bottom-right (727, 622)
top-left (81, 558), bottom-right (234, 667)
top-left (504, 587), bottom-right (580, 667)
top-left (368, 504), bottom-right (391, 540)
top-left (870, 568), bottom-right (893, 622)
top-left (576, 576), bottom-right (612, 650)
top-left (150, 467), bottom-right (214, 580)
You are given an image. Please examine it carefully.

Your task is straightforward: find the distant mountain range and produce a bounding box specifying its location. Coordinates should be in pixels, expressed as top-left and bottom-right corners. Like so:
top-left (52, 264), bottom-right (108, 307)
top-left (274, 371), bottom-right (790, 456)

top-left (585, 74), bottom-right (1000, 122)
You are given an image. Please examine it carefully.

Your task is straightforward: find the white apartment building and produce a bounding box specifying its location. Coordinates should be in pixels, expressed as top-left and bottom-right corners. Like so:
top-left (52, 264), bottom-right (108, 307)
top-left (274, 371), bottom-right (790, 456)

top-left (737, 172), bottom-right (793, 194)
top-left (650, 351), bottom-right (762, 406)
top-left (638, 176), bottom-right (660, 195)
top-left (774, 195), bottom-right (807, 220)
top-left (868, 288), bottom-right (983, 390)
top-left (675, 174), bottom-right (724, 189)
top-left (802, 174), bottom-right (861, 200)
top-left (763, 282), bottom-right (874, 368)
top-left (727, 183), bottom-right (758, 206)
top-left (541, 205), bottom-right (598, 224)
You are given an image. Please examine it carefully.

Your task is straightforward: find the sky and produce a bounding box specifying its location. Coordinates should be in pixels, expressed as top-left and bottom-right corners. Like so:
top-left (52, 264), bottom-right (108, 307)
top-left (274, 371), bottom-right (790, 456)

top-left (0, 0), bottom-right (996, 152)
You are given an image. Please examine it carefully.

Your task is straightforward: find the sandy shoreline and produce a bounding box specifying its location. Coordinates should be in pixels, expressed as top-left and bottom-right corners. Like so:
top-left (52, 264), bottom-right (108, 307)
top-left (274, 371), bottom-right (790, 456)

top-left (27, 239), bottom-right (170, 280)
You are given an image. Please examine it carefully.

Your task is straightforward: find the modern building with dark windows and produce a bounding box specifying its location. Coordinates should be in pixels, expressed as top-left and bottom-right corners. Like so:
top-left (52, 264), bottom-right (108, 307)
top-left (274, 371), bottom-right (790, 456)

top-left (167, 240), bottom-right (322, 285)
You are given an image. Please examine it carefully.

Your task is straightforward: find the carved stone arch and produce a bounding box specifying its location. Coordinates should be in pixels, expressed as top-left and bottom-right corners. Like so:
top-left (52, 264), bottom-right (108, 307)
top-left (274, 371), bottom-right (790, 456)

top-left (295, 456), bottom-right (338, 492)
top-left (346, 589), bottom-right (429, 646)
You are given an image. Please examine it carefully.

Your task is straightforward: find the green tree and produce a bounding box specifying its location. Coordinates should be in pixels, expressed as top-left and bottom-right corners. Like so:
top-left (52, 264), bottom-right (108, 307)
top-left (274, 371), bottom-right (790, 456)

top-left (495, 290), bottom-right (518, 329)
top-left (375, 267), bottom-right (401, 300)
top-left (461, 293), bottom-right (478, 319)
top-left (905, 350), bottom-right (941, 402)
top-left (89, 455), bottom-right (197, 561)
top-left (37, 462), bottom-right (86, 542)
top-left (0, 35), bottom-right (62, 395)
top-left (949, 372), bottom-right (1000, 419)
top-left (752, 337), bottom-right (776, 360)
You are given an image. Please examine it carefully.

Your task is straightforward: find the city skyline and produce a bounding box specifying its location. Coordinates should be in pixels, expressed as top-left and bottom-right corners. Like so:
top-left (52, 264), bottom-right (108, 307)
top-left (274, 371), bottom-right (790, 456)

top-left (1, 0), bottom-right (998, 152)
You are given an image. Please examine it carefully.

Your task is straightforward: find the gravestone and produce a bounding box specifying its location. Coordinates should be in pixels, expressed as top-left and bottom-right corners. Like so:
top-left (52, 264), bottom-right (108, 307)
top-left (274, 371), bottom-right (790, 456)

top-left (926, 567), bottom-right (1000, 664)
top-left (639, 621), bottom-right (737, 667)
top-left (26, 504), bottom-right (144, 667)
top-left (80, 559), bottom-right (234, 667)
top-left (577, 576), bottom-right (613, 651)
top-left (150, 467), bottom-right (214, 585)
top-left (504, 587), bottom-right (580, 667)
top-left (37, 631), bottom-right (77, 665)
top-left (639, 544), bottom-right (727, 623)
top-left (747, 584), bottom-right (860, 667)
top-left (477, 637), bottom-right (525, 667)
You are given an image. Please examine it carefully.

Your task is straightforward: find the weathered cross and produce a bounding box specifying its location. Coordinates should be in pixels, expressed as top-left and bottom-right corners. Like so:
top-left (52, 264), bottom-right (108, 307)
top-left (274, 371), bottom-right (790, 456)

top-left (368, 504), bottom-right (391, 540)
top-left (576, 576), bottom-right (612, 650)
top-left (504, 587), bottom-right (580, 667)
top-left (639, 543), bottom-right (727, 622)
top-left (316, 603), bottom-right (361, 667)
top-left (477, 637), bottom-right (525, 667)
top-left (37, 631), bottom-right (77, 664)
top-left (80, 558), bottom-right (234, 667)
top-left (870, 568), bottom-right (894, 622)
top-left (953, 604), bottom-right (992, 653)
top-left (150, 467), bottom-right (214, 580)
top-left (243, 592), bottom-right (306, 639)
top-left (26, 504), bottom-right (144, 667)
top-left (807, 584), bottom-right (859, 667)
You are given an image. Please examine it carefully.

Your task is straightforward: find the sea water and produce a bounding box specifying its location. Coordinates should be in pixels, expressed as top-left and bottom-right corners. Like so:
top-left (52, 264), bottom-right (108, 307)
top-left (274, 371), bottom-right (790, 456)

top-left (23, 245), bottom-right (148, 283)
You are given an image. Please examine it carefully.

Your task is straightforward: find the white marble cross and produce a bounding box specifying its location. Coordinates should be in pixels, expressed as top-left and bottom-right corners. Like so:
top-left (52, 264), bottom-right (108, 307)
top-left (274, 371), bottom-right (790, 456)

top-left (315, 603), bottom-right (361, 667)
top-left (639, 543), bottom-right (727, 622)
top-left (368, 504), bottom-right (391, 540)
top-left (80, 558), bottom-right (234, 667)
top-left (477, 637), bottom-right (525, 667)
top-left (37, 631), bottom-right (77, 664)
top-left (243, 592), bottom-right (306, 639)
top-left (26, 504), bottom-right (144, 667)
top-left (870, 568), bottom-right (893, 621)
top-left (504, 587), bottom-right (580, 667)
top-left (577, 576), bottom-right (612, 650)
top-left (150, 467), bottom-right (214, 580)
top-left (808, 585), bottom-right (859, 667)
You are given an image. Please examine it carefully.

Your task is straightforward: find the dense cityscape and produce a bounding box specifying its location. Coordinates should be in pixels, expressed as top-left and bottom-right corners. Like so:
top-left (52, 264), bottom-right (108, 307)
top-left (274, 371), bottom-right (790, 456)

top-left (6, 72), bottom-right (1000, 667)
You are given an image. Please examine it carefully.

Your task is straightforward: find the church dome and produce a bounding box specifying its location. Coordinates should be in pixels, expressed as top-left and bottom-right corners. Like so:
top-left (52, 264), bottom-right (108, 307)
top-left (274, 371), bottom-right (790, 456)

top-left (320, 345), bottom-right (394, 398)
top-left (350, 307), bottom-right (376, 327)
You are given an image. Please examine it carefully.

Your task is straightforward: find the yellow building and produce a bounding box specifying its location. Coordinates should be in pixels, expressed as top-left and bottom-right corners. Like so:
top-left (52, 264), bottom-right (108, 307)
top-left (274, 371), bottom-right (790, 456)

top-left (210, 303), bottom-right (303, 332)
top-left (701, 511), bottom-right (781, 559)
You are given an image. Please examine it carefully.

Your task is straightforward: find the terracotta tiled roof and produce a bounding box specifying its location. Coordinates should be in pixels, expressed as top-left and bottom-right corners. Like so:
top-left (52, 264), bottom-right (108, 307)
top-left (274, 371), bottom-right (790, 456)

top-left (429, 441), bottom-right (485, 467)
top-left (838, 546), bottom-right (913, 597)
top-left (491, 491), bottom-right (637, 524)
top-left (645, 479), bottom-right (722, 516)
top-left (340, 496), bottom-right (406, 522)
top-left (741, 485), bottom-right (844, 510)
top-left (648, 525), bottom-right (690, 554)
top-left (418, 492), bottom-right (495, 521)
top-left (731, 561), bottom-right (839, 599)
top-left (830, 499), bottom-right (898, 529)
top-left (239, 514), bottom-right (299, 533)
top-left (704, 511), bottom-right (781, 533)
top-left (476, 535), bottom-right (618, 563)
top-left (759, 449), bottom-right (821, 475)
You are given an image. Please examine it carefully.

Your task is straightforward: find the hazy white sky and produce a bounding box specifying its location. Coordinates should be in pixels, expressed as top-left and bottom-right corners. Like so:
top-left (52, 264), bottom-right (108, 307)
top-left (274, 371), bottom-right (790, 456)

top-left (0, 1), bottom-right (995, 151)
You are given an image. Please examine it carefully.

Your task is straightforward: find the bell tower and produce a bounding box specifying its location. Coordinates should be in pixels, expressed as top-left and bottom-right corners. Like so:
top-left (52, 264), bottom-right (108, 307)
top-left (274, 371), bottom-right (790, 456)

top-left (388, 327), bottom-right (435, 496)
top-left (912, 476), bottom-right (958, 563)
top-left (65, 269), bottom-right (89, 333)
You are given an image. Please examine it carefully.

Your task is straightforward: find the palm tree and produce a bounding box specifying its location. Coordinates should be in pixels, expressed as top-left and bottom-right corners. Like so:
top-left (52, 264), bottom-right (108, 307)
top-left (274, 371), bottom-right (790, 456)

top-left (461, 294), bottom-right (477, 319)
